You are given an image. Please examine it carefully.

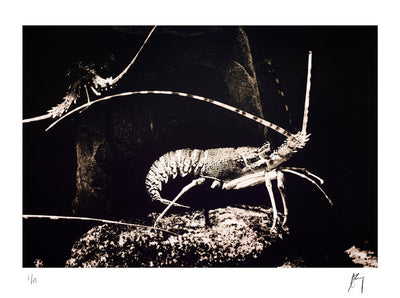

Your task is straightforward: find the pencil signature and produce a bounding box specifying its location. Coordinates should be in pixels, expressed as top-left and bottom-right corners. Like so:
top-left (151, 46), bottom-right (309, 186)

top-left (348, 273), bottom-right (364, 294)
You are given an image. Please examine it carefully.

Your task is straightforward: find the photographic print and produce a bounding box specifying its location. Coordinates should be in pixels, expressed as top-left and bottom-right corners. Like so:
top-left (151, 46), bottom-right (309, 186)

top-left (23, 26), bottom-right (377, 268)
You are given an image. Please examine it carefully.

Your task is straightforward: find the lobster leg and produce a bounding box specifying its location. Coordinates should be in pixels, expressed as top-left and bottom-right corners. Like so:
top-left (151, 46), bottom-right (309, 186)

top-left (264, 172), bottom-right (278, 232)
top-left (281, 168), bottom-right (333, 206)
top-left (153, 177), bottom-right (206, 227)
top-left (277, 171), bottom-right (288, 226)
top-left (156, 198), bottom-right (190, 209)
top-left (282, 167), bottom-right (324, 185)
top-left (204, 207), bottom-right (211, 227)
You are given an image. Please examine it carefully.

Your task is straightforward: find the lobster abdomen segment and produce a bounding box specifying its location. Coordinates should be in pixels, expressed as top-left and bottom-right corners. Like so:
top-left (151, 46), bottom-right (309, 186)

top-left (145, 149), bottom-right (206, 203)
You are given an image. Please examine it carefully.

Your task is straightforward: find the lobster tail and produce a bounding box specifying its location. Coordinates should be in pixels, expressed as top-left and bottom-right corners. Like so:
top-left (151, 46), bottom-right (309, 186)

top-left (145, 149), bottom-right (206, 207)
top-left (145, 171), bottom-right (188, 208)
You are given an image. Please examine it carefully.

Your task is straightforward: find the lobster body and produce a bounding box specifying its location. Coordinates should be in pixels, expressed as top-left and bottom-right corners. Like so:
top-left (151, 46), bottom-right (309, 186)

top-left (145, 146), bottom-right (263, 205)
top-left (145, 131), bottom-right (310, 208)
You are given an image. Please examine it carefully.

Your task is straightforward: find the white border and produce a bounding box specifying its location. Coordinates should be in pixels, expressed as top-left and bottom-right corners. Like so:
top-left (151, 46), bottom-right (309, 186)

top-left (2, 0), bottom-right (399, 297)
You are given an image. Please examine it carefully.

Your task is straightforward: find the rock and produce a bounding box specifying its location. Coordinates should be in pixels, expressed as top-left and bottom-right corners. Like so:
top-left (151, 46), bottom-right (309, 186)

top-left (66, 206), bottom-right (288, 267)
top-left (345, 246), bottom-right (378, 268)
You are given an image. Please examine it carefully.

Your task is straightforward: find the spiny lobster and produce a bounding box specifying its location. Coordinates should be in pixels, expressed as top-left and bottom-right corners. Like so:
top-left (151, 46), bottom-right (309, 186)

top-left (27, 48), bottom-right (332, 233)
top-left (142, 51), bottom-right (333, 232)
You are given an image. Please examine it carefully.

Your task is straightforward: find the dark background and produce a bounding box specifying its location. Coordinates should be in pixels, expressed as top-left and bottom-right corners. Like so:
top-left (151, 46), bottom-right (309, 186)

top-left (23, 26), bottom-right (377, 267)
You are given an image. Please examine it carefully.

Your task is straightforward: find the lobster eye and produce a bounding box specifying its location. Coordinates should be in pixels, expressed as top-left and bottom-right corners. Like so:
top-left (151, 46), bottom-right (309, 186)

top-left (258, 142), bottom-right (271, 158)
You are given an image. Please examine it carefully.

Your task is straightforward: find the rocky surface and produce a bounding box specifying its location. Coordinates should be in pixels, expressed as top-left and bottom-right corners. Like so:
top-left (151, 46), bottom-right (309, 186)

top-left (345, 246), bottom-right (378, 268)
top-left (66, 206), bottom-right (288, 267)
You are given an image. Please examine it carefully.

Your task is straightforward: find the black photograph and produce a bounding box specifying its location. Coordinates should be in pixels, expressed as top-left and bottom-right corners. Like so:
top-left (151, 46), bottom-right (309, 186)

top-left (23, 26), bottom-right (377, 269)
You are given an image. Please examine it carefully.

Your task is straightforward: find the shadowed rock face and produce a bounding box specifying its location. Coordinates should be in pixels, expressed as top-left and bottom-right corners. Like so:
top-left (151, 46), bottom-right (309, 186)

top-left (66, 206), bottom-right (288, 267)
top-left (72, 26), bottom-right (267, 218)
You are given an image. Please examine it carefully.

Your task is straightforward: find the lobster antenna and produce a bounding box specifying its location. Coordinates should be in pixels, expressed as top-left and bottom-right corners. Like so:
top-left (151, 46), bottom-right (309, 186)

top-left (45, 90), bottom-right (293, 137)
top-left (265, 58), bottom-right (295, 131)
top-left (22, 214), bottom-right (179, 236)
top-left (110, 25), bottom-right (157, 86)
top-left (301, 51), bottom-right (312, 134)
